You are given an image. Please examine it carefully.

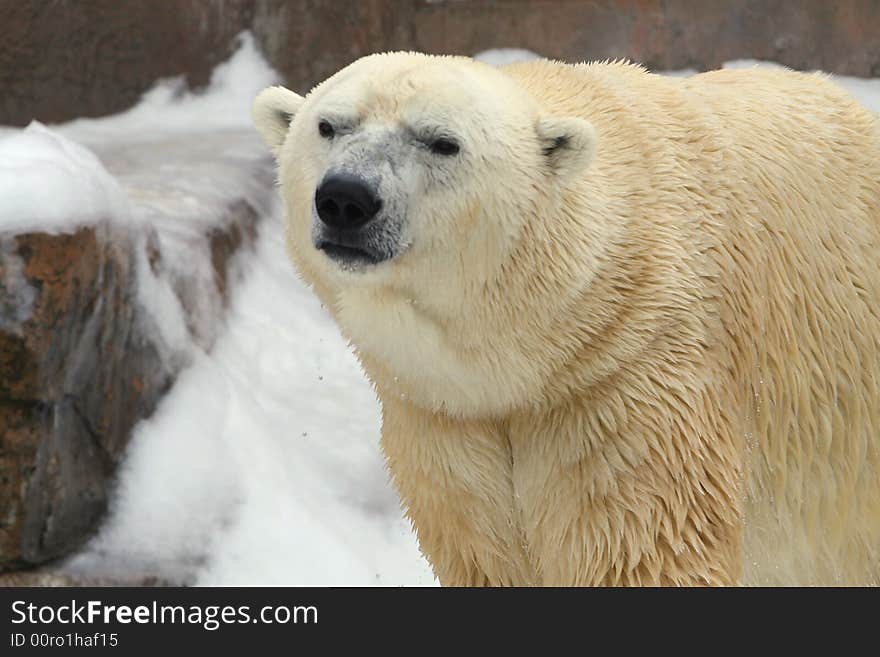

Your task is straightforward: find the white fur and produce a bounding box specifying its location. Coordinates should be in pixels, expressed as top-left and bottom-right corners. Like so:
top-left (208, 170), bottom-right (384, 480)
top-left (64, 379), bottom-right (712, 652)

top-left (252, 86), bottom-right (304, 153)
top-left (254, 53), bottom-right (880, 586)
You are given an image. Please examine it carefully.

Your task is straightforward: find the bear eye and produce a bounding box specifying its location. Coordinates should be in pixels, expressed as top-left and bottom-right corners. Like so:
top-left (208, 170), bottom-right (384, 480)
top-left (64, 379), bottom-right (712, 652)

top-left (430, 138), bottom-right (460, 156)
top-left (318, 120), bottom-right (335, 139)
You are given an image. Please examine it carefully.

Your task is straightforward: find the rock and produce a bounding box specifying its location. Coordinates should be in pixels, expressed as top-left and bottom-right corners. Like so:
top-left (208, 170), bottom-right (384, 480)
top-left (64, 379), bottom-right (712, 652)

top-left (0, 568), bottom-right (170, 587)
top-left (253, 1), bottom-right (880, 92)
top-left (3, 1), bottom-right (879, 127)
top-left (0, 140), bottom-right (271, 572)
top-left (209, 201), bottom-right (261, 301)
top-left (0, 570), bottom-right (82, 587)
top-left (0, 225), bottom-right (158, 568)
top-left (0, 0), bottom-right (252, 127)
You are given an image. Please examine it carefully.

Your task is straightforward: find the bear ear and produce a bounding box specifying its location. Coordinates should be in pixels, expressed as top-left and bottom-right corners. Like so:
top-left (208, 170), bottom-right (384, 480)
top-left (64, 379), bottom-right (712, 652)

top-left (252, 86), bottom-right (305, 152)
top-left (536, 116), bottom-right (597, 177)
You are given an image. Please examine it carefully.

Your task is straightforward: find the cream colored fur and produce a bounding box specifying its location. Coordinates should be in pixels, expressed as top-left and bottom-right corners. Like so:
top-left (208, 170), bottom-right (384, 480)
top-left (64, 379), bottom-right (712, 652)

top-left (254, 53), bottom-right (880, 586)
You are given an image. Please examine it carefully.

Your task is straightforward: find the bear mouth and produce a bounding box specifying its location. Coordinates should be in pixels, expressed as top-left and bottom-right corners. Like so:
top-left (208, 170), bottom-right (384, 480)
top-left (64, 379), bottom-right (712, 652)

top-left (316, 239), bottom-right (384, 266)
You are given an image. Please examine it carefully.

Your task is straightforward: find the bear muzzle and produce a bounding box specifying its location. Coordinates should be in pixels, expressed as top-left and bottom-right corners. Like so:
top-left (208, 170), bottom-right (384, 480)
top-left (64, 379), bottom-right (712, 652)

top-left (315, 173), bottom-right (383, 230)
top-left (314, 173), bottom-right (390, 267)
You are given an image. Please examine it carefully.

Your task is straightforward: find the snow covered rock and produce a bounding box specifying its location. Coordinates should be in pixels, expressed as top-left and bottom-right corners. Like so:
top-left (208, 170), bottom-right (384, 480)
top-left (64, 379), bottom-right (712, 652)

top-left (0, 129), bottom-right (273, 572)
top-left (1, 224), bottom-right (154, 568)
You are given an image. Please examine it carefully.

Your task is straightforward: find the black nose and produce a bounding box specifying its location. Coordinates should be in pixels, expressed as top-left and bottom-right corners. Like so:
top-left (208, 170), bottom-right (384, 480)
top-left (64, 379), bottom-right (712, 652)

top-left (315, 174), bottom-right (382, 230)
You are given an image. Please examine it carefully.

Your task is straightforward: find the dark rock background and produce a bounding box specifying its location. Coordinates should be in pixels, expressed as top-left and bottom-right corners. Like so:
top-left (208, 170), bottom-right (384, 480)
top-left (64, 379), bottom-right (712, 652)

top-left (0, 0), bottom-right (252, 126)
top-left (2, 0), bottom-right (879, 127)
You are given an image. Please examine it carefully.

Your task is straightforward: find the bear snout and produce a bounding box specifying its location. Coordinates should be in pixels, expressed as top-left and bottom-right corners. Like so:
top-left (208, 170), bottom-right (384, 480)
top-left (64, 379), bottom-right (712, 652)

top-left (315, 173), bottom-right (383, 230)
top-left (313, 173), bottom-right (393, 267)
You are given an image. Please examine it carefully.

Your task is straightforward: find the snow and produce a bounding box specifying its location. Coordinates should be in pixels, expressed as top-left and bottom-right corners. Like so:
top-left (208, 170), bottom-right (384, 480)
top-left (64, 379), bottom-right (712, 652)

top-left (59, 32), bottom-right (278, 144)
top-left (105, 133), bottom-right (279, 353)
top-left (65, 205), bottom-right (434, 585)
top-left (2, 36), bottom-right (876, 586)
top-left (0, 122), bottom-right (130, 234)
top-left (0, 32), bottom-right (278, 235)
top-left (42, 33), bottom-right (436, 586)
top-left (0, 240), bottom-right (37, 331)
top-left (475, 48), bottom-right (543, 66)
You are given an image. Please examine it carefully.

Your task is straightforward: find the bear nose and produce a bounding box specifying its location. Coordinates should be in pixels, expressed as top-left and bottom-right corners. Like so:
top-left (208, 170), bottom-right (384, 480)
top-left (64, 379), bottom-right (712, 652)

top-left (315, 174), bottom-right (382, 230)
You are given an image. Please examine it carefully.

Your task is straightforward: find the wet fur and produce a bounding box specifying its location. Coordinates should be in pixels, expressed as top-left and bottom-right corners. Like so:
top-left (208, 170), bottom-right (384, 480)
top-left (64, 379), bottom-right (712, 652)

top-left (255, 54), bottom-right (880, 586)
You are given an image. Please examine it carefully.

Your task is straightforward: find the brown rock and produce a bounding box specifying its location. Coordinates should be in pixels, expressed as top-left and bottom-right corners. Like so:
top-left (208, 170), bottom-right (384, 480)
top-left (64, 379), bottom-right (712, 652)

top-left (209, 200), bottom-right (261, 301)
top-left (0, 200), bottom-right (264, 571)
top-left (0, 225), bottom-right (165, 568)
top-left (2, 1), bottom-right (879, 127)
top-left (254, 0), bottom-right (880, 94)
top-left (0, 568), bottom-right (170, 587)
top-left (0, 0), bottom-right (252, 126)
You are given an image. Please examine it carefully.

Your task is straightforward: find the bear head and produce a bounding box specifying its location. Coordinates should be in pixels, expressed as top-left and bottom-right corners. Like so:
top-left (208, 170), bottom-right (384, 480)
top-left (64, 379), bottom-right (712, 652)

top-left (253, 53), bottom-right (599, 417)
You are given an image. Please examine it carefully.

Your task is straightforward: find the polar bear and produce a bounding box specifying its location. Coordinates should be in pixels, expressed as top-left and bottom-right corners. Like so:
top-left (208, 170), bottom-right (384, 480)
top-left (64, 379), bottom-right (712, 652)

top-left (253, 53), bottom-right (880, 586)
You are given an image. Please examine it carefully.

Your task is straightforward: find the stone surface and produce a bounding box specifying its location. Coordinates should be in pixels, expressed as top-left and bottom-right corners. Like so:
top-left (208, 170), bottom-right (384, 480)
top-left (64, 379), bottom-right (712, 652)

top-left (2, 1), bottom-right (879, 126)
top-left (0, 568), bottom-right (170, 586)
top-left (401, 0), bottom-right (880, 76)
top-left (209, 201), bottom-right (261, 301)
top-left (0, 0), bottom-right (252, 126)
top-left (0, 225), bottom-right (155, 568)
top-left (0, 201), bottom-right (264, 572)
